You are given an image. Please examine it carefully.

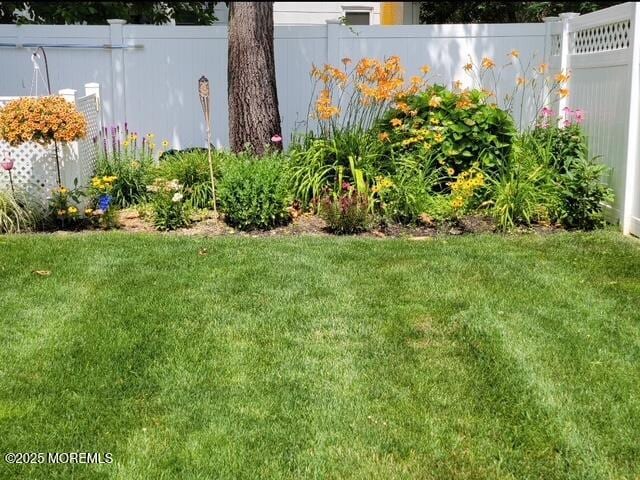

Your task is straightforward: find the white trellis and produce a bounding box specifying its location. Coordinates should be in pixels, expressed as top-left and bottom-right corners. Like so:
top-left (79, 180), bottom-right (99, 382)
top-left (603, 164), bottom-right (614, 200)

top-left (0, 83), bottom-right (102, 203)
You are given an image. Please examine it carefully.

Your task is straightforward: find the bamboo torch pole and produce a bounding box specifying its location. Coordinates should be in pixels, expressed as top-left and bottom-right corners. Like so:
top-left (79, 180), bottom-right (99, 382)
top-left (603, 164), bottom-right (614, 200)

top-left (198, 76), bottom-right (217, 215)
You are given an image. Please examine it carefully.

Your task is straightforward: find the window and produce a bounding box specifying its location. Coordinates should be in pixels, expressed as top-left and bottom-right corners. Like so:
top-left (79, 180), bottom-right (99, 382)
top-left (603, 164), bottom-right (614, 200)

top-left (344, 11), bottom-right (370, 25)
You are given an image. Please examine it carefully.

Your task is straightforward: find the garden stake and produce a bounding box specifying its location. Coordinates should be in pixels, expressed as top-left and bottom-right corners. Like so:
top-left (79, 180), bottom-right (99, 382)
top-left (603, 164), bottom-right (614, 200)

top-left (2, 155), bottom-right (15, 194)
top-left (198, 76), bottom-right (217, 214)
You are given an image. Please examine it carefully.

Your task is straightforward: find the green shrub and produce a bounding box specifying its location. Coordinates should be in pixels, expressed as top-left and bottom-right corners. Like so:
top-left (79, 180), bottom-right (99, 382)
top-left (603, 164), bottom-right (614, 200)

top-left (533, 122), bottom-right (613, 230)
top-left (218, 154), bottom-right (292, 230)
top-left (556, 158), bottom-right (613, 230)
top-left (0, 190), bottom-right (42, 233)
top-left (155, 150), bottom-right (220, 209)
top-left (319, 184), bottom-right (373, 234)
top-left (147, 178), bottom-right (191, 231)
top-left (377, 84), bottom-right (516, 180)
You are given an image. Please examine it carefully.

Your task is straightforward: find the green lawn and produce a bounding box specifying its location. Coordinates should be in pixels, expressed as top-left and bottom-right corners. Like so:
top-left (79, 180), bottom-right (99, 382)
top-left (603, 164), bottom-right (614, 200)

top-left (1, 230), bottom-right (639, 479)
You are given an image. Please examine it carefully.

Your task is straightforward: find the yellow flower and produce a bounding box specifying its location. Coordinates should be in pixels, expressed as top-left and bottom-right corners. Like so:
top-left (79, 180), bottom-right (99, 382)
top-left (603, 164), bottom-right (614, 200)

top-left (481, 57), bottom-right (495, 69)
top-left (447, 167), bottom-right (455, 175)
top-left (420, 64), bottom-right (431, 74)
top-left (409, 109), bottom-right (418, 117)
top-left (162, 140), bottom-right (170, 148)
top-left (538, 63), bottom-right (549, 74)
top-left (378, 131), bottom-right (390, 142)
top-left (430, 116), bottom-right (440, 125)
top-left (554, 71), bottom-right (570, 83)
top-left (463, 62), bottom-right (473, 72)
top-left (453, 79), bottom-right (463, 90)
top-left (85, 208), bottom-right (93, 215)
top-left (390, 118), bottom-right (403, 127)
top-left (67, 206), bottom-right (78, 215)
top-left (509, 49), bottom-right (520, 58)
top-left (57, 209), bottom-right (66, 217)
top-left (516, 76), bottom-right (526, 86)
top-left (433, 132), bottom-right (445, 143)
top-left (428, 96), bottom-right (442, 108)
top-left (451, 196), bottom-right (464, 209)
top-left (559, 88), bottom-right (570, 98)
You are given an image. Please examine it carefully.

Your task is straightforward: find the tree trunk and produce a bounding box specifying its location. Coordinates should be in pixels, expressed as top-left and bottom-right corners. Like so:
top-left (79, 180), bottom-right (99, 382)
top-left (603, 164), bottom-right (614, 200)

top-left (228, 2), bottom-right (282, 154)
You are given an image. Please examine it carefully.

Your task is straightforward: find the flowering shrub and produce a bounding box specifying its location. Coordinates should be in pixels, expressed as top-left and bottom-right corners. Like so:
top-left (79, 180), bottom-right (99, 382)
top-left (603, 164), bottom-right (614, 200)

top-left (308, 56), bottom-right (431, 135)
top-left (319, 182), bottom-right (372, 234)
top-left (86, 175), bottom-right (119, 229)
top-left (147, 178), bottom-right (190, 231)
top-left (378, 84), bottom-right (515, 178)
top-left (95, 125), bottom-right (158, 207)
top-left (0, 96), bottom-right (87, 146)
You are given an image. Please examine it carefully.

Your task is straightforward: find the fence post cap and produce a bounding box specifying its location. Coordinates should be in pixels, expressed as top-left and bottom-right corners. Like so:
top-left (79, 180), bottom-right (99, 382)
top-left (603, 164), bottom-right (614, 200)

top-left (559, 12), bottom-right (580, 20)
top-left (543, 16), bottom-right (560, 23)
top-left (107, 19), bottom-right (127, 25)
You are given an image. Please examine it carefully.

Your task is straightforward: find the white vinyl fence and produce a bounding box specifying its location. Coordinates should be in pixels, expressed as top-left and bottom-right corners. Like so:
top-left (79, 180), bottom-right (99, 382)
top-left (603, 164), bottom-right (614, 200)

top-left (0, 4), bottom-right (639, 235)
top-left (0, 21), bottom-right (548, 149)
top-left (545, 2), bottom-right (640, 235)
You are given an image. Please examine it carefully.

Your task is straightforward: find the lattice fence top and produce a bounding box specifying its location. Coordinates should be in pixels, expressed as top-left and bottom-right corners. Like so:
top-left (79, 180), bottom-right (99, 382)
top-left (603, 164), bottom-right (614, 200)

top-left (570, 20), bottom-right (631, 55)
top-left (0, 93), bottom-right (101, 204)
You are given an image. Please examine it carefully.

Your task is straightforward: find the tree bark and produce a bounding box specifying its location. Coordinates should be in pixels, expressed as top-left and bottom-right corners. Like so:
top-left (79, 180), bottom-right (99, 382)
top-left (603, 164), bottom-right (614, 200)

top-left (228, 2), bottom-right (282, 154)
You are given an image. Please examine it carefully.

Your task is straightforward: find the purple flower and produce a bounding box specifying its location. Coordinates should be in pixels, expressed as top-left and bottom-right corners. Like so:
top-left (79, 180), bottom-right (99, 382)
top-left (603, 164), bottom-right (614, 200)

top-left (541, 106), bottom-right (554, 117)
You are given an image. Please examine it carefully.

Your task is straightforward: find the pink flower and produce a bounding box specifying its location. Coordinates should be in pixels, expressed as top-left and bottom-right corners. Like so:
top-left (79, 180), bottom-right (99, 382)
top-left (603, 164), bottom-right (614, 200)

top-left (1, 155), bottom-right (13, 171)
top-left (574, 109), bottom-right (585, 124)
top-left (563, 119), bottom-right (572, 128)
top-left (541, 106), bottom-right (554, 117)
top-left (271, 134), bottom-right (282, 143)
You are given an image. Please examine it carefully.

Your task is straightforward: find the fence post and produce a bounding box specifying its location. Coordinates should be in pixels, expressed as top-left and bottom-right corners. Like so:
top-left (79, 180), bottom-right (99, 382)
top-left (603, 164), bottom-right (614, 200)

top-left (557, 12), bottom-right (579, 122)
top-left (623, 3), bottom-right (640, 235)
top-left (107, 19), bottom-right (127, 129)
top-left (326, 19), bottom-right (341, 66)
top-left (542, 16), bottom-right (560, 111)
top-left (58, 88), bottom-right (77, 104)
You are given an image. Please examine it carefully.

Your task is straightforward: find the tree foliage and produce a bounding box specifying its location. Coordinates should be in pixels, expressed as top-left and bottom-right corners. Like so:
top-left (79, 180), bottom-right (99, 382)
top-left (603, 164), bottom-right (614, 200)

top-left (0, 2), bottom-right (218, 25)
top-left (419, 2), bottom-right (623, 24)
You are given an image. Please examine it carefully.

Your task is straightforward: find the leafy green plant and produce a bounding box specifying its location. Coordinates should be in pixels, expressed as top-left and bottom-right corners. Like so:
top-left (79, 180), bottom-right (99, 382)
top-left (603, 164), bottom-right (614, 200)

top-left (155, 150), bottom-right (220, 209)
top-left (556, 158), bottom-right (613, 230)
top-left (489, 133), bottom-right (560, 230)
top-left (147, 178), bottom-right (191, 231)
top-left (0, 190), bottom-right (42, 233)
top-left (218, 154), bottom-right (292, 231)
top-left (47, 181), bottom-right (85, 230)
top-left (319, 182), bottom-right (373, 234)
top-left (377, 84), bottom-right (516, 180)
top-left (376, 154), bottom-right (443, 224)
top-left (289, 129), bottom-right (389, 207)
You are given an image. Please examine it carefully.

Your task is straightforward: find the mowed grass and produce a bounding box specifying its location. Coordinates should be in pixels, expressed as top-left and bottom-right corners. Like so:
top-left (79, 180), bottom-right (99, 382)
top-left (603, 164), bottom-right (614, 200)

top-left (0, 230), bottom-right (639, 479)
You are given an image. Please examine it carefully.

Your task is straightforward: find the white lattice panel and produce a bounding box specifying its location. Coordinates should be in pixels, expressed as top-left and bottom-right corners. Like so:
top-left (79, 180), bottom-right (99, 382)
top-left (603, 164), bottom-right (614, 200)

top-left (570, 20), bottom-right (631, 54)
top-left (75, 94), bottom-right (100, 185)
top-left (0, 93), bottom-right (100, 204)
top-left (550, 34), bottom-right (562, 56)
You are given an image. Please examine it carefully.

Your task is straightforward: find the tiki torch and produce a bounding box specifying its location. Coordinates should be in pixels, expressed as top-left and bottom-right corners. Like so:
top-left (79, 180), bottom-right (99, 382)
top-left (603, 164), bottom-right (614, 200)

top-left (198, 75), bottom-right (217, 214)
